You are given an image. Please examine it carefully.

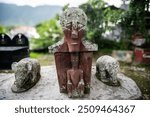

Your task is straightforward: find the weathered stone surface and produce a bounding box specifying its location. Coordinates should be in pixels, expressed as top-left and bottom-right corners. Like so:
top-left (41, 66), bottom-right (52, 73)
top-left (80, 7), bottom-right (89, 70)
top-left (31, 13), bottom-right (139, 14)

top-left (48, 40), bottom-right (98, 53)
top-left (11, 58), bottom-right (41, 93)
top-left (0, 65), bottom-right (141, 100)
top-left (59, 7), bottom-right (87, 31)
top-left (96, 55), bottom-right (120, 86)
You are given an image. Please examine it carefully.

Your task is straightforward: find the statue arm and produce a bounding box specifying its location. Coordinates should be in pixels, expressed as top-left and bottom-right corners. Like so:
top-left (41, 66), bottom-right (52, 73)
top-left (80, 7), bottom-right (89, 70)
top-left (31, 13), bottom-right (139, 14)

top-left (79, 70), bottom-right (84, 85)
top-left (67, 70), bottom-right (72, 84)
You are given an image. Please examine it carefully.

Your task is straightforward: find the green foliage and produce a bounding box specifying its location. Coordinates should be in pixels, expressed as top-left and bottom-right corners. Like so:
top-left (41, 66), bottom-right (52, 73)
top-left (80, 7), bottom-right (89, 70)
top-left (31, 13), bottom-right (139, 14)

top-left (104, 7), bottom-right (123, 30)
top-left (121, 0), bottom-right (147, 39)
top-left (80, 0), bottom-right (104, 43)
top-left (30, 52), bottom-right (54, 66)
top-left (80, 0), bottom-right (124, 49)
top-left (62, 4), bottom-right (69, 11)
top-left (0, 25), bottom-right (7, 33)
top-left (118, 39), bottom-right (132, 50)
top-left (31, 18), bottom-right (63, 50)
top-left (30, 52), bottom-right (45, 58)
top-left (98, 39), bottom-right (120, 50)
top-left (0, 25), bottom-right (15, 33)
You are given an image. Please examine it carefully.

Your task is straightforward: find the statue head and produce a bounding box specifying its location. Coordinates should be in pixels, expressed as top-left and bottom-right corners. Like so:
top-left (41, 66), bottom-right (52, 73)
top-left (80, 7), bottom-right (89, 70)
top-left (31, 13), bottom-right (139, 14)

top-left (60, 7), bottom-right (87, 33)
top-left (12, 62), bottom-right (32, 88)
top-left (59, 7), bottom-right (87, 52)
top-left (11, 58), bottom-right (41, 93)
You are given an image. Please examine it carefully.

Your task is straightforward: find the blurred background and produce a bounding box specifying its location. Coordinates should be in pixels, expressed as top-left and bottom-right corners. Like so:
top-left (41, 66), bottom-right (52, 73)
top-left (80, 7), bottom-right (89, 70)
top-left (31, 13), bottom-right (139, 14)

top-left (0, 0), bottom-right (150, 99)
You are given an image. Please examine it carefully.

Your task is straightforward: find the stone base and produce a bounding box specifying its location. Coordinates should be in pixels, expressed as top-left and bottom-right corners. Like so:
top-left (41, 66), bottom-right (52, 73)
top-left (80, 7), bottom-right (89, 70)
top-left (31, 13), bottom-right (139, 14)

top-left (11, 74), bottom-right (40, 93)
top-left (0, 66), bottom-right (141, 100)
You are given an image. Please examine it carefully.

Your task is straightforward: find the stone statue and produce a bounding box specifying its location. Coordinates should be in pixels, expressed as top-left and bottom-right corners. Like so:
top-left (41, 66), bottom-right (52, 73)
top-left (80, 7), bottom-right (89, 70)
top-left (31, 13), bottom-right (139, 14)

top-left (48, 7), bottom-right (97, 98)
top-left (96, 55), bottom-right (120, 86)
top-left (11, 58), bottom-right (41, 93)
top-left (67, 53), bottom-right (84, 98)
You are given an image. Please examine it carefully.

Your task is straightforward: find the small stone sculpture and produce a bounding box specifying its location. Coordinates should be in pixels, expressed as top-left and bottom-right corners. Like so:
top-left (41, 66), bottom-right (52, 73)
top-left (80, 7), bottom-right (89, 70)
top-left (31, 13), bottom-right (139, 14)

top-left (96, 55), bottom-right (120, 86)
top-left (11, 58), bottom-right (41, 93)
top-left (67, 53), bottom-right (84, 98)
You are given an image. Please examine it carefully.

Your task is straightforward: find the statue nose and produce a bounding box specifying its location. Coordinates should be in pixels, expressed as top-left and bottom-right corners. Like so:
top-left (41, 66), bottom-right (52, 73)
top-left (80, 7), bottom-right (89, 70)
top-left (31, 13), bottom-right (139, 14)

top-left (71, 29), bottom-right (78, 39)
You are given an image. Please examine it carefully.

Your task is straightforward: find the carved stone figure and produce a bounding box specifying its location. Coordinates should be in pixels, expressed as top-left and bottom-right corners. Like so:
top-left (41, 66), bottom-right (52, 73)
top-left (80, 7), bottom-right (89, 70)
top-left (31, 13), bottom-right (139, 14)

top-left (11, 58), bottom-right (41, 93)
top-left (48, 7), bottom-right (97, 98)
top-left (96, 55), bottom-right (120, 86)
top-left (67, 53), bottom-right (84, 98)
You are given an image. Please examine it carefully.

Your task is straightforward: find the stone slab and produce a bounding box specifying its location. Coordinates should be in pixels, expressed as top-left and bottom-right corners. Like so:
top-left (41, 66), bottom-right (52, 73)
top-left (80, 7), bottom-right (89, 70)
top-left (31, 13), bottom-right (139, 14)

top-left (0, 65), bottom-right (141, 100)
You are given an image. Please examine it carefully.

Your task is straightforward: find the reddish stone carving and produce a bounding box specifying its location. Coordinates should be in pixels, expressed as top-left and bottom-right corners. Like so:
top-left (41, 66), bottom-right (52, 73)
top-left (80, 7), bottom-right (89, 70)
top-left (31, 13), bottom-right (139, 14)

top-left (54, 51), bottom-right (93, 95)
top-left (67, 53), bottom-right (84, 97)
top-left (49, 7), bottom-right (97, 98)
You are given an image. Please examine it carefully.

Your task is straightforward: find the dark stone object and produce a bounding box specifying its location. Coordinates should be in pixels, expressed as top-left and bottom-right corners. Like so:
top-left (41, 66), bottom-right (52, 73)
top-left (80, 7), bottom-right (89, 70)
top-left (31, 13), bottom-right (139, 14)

top-left (0, 33), bottom-right (12, 46)
top-left (0, 33), bottom-right (29, 69)
top-left (12, 33), bottom-right (29, 46)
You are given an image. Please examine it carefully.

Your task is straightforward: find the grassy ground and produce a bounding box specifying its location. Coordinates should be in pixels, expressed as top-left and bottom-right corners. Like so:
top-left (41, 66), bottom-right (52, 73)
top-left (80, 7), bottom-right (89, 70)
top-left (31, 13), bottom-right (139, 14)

top-left (93, 49), bottom-right (112, 64)
top-left (30, 52), bottom-right (55, 66)
top-left (120, 62), bottom-right (150, 100)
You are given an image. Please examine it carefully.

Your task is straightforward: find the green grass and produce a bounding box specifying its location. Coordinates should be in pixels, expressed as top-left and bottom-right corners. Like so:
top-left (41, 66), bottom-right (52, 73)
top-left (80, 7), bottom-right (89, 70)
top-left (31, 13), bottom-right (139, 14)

top-left (120, 62), bottom-right (150, 99)
top-left (93, 49), bottom-right (112, 64)
top-left (30, 52), bottom-right (55, 66)
top-left (30, 52), bottom-right (44, 58)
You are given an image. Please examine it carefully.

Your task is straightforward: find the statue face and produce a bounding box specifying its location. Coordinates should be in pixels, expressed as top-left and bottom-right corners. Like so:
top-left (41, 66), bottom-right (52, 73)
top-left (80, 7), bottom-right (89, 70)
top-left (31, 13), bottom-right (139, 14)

top-left (63, 22), bottom-right (85, 39)
top-left (60, 7), bottom-right (87, 52)
top-left (60, 7), bottom-right (87, 31)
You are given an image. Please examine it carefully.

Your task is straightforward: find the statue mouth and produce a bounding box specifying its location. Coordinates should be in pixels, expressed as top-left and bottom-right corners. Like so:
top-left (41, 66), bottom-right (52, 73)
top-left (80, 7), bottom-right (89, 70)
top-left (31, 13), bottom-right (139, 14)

top-left (71, 43), bottom-right (78, 45)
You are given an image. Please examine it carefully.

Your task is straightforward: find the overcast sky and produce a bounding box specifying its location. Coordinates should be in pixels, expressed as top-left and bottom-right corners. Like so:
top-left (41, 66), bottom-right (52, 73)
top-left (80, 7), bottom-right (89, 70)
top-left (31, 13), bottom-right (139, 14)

top-left (0, 0), bottom-right (123, 7)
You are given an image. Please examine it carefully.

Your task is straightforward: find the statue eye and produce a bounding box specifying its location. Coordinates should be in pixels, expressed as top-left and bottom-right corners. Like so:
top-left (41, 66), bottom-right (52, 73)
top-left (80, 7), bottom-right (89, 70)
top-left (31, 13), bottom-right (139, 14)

top-left (78, 23), bottom-right (83, 28)
top-left (63, 22), bottom-right (71, 31)
top-left (68, 14), bottom-right (71, 17)
top-left (77, 23), bottom-right (85, 31)
top-left (66, 23), bottom-right (71, 27)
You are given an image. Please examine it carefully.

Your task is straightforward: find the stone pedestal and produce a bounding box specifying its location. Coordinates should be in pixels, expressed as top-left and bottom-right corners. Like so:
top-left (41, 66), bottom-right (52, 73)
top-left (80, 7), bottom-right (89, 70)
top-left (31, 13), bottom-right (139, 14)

top-left (0, 66), bottom-right (142, 100)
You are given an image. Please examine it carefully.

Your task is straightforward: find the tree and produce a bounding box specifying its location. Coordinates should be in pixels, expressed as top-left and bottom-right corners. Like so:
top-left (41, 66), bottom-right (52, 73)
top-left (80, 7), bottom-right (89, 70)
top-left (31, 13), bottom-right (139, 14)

top-left (80, 0), bottom-right (105, 43)
top-left (31, 18), bottom-right (63, 50)
top-left (121, 0), bottom-right (150, 48)
top-left (0, 25), bottom-right (6, 33)
top-left (121, 0), bottom-right (148, 38)
top-left (80, 0), bottom-right (124, 49)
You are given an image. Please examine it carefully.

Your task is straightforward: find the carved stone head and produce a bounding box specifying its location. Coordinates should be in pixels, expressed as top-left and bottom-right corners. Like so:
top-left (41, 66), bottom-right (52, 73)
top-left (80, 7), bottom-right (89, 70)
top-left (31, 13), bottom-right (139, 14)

top-left (59, 7), bottom-right (87, 52)
top-left (11, 58), bottom-right (41, 93)
top-left (96, 55), bottom-right (120, 86)
top-left (12, 61), bottom-right (33, 88)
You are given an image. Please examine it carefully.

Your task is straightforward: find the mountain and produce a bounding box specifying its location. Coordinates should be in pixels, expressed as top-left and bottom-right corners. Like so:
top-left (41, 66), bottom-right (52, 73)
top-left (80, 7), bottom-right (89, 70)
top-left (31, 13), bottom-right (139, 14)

top-left (0, 3), bottom-right (62, 26)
